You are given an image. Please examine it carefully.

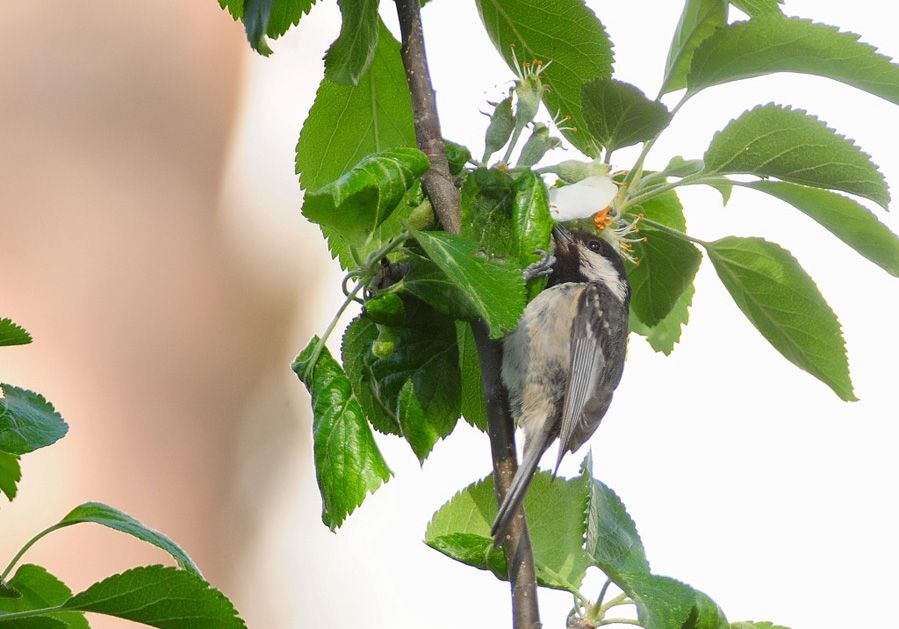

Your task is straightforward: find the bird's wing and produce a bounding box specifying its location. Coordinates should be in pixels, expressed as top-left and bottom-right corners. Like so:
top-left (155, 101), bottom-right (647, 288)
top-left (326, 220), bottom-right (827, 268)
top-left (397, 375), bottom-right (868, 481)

top-left (555, 283), bottom-right (608, 472)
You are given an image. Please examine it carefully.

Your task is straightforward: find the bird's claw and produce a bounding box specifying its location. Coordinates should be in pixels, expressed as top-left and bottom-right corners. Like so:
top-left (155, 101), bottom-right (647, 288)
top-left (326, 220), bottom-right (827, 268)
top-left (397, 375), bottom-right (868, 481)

top-left (523, 249), bottom-right (556, 281)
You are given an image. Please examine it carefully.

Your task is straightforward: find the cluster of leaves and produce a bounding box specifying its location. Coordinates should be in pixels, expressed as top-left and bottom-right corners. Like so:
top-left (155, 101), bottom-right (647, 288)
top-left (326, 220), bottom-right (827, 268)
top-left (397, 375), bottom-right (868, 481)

top-left (427, 453), bottom-right (787, 629)
top-left (220, 0), bottom-right (899, 627)
top-left (0, 319), bottom-right (244, 628)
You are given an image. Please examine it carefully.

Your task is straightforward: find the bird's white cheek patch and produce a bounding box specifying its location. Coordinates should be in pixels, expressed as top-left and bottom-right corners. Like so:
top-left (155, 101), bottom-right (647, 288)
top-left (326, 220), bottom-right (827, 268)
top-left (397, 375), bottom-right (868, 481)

top-left (579, 256), bottom-right (628, 302)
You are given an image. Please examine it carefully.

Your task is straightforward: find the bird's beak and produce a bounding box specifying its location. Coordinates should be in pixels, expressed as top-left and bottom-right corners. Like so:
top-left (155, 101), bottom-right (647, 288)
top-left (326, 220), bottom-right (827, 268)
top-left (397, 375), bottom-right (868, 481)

top-left (552, 224), bottom-right (573, 253)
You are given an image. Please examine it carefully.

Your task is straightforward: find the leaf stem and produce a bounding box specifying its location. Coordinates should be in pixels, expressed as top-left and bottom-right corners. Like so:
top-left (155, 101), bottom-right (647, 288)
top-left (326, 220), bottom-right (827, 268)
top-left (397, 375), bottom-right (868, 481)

top-left (623, 92), bottom-right (691, 190)
top-left (1, 523), bottom-right (67, 581)
top-left (637, 217), bottom-right (708, 247)
top-left (598, 619), bottom-right (642, 626)
top-left (0, 606), bottom-right (65, 621)
top-left (302, 281), bottom-right (364, 382)
top-left (599, 593), bottom-right (633, 614)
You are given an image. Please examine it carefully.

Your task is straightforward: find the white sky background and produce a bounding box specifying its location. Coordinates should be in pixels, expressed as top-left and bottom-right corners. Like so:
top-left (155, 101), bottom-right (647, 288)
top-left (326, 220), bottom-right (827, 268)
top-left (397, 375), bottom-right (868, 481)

top-left (221, 2), bottom-right (899, 627)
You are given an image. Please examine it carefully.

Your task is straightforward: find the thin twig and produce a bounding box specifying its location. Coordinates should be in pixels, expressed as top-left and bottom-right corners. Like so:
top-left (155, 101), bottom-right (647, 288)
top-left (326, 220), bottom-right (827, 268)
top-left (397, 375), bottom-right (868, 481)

top-left (393, 2), bottom-right (541, 627)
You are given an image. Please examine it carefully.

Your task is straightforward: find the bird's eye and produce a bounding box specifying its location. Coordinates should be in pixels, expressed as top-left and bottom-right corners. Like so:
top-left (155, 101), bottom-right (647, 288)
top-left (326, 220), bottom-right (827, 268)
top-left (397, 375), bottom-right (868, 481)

top-left (588, 240), bottom-right (601, 252)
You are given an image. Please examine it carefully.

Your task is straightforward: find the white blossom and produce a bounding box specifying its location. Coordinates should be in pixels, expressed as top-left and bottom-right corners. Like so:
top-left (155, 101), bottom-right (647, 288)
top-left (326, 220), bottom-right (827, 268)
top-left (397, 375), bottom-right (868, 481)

top-left (548, 175), bottom-right (618, 221)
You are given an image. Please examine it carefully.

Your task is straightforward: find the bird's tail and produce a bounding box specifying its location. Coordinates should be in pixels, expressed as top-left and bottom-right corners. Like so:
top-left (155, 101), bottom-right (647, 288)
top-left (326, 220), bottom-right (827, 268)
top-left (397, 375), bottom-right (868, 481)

top-left (491, 429), bottom-right (552, 546)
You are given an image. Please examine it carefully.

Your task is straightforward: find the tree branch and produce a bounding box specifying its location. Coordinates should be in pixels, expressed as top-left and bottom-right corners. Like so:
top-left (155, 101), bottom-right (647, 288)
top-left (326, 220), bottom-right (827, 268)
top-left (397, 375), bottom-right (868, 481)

top-left (392, 2), bottom-right (541, 628)
top-left (394, 0), bottom-right (461, 235)
top-left (471, 321), bottom-right (541, 629)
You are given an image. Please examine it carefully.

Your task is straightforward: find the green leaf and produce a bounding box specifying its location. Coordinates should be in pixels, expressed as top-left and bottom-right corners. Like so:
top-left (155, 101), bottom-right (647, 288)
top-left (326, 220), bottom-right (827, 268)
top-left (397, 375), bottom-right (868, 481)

top-left (426, 473), bottom-right (591, 592)
top-left (444, 140), bottom-right (472, 176)
top-left (397, 380), bottom-right (457, 464)
top-left (411, 230), bottom-right (525, 338)
top-left (0, 618), bottom-right (68, 628)
top-left (626, 192), bottom-right (702, 326)
top-left (582, 79), bottom-right (671, 153)
top-left (398, 254), bottom-right (480, 321)
top-left (688, 590), bottom-right (730, 629)
top-left (620, 573), bottom-right (704, 629)
top-left (660, 0), bottom-right (727, 95)
top-left (0, 565), bottom-right (88, 629)
top-left (511, 171), bottom-right (554, 295)
top-left (460, 168), bottom-right (516, 258)
top-left (302, 148), bottom-right (429, 243)
top-left (730, 622), bottom-right (790, 629)
top-left (662, 156), bottom-right (705, 178)
top-left (218, 0), bottom-right (315, 44)
top-left (743, 181), bottom-right (899, 277)
top-left (342, 316), bottom-right (401, 435)
top-left (688, 17), bottom-right (899, 106)
top-left (729, 0), bottom-right (782, 16)
top-left (63, 566), bottom-right (245, 628)
top-left (456, 322), bottom-right (487, 431)
top-left (56, 503), bottom-right (200, 575)
top-left (703, 104), bottom-right (889, 208)
top-left (475, 0), bottom-right (614, 156)
top-left (0, 452), bottom-right (21, 501)
top-left (0, 319), bottom-right (32, 347)
top-left (629, 283), bottom-right (695, 355)
top-left (0, 385), bottom-right (68, 456)
top-left (297, 21), bottom-right (416, 267)
top-left (324, 0), bottom-right (380, 85)
top-left (293, 339), bottom-right (391, 529)
top-left (706, 237), bottom-right (855, 400)
top-left (363, 312), bottom-right (461, 459)
top-left (297, 21), bottom-right (415, 191)
top-left (581, 453), bottom-right (649, 578)
top-left (242, 0), bottom-right (275, 55)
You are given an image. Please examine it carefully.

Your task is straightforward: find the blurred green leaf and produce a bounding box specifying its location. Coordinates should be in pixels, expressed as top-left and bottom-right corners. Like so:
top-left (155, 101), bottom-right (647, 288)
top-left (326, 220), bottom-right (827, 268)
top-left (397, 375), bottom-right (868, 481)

top-left (0, 385), bottom-right (67, 456)
top-left (630, 284), bottom-right (695, 355)
top-left (582, 79), bottom-right (671, 152)
top-left (730, 622), bottom-right (790, 629)
top-left (455, 322), bottom-right (487, 431)
top-left (689, 18), bottom-right (899, 106)
top-left (0, 452), bottom-right (20, 501)
top-left (626, 192), bottom-right (701, 326)
top-left (63, 566), bottom-right (245, 628)
top-left (411, 230), bottom-right (525, 338)
top-left (706, 237), bottom-right (855, 400)
top-left (426, 473), bottom-right (591, 592)
top-left (324, 0), bottom-right (380, 85)
top-left (57, 503), bottom-right (200, 575)
top-left (744, 181), bottom-right (899, 276)
top-left (660, 0), bottom-right (727, 94)
top-left (0, 319), bottom-right (32, 347)
top-left (303, 148), bottom-right (428, 244)
top-left (621, 574), bottom-right (709, 629)
top-left (294, 339), bottom-right (391, 529)
top-left (0, 565), bottom-right (87, 629)
top-left (704, 104), bottom-right (889, 207)
top-left (476, 0), bottom-right (614, 156)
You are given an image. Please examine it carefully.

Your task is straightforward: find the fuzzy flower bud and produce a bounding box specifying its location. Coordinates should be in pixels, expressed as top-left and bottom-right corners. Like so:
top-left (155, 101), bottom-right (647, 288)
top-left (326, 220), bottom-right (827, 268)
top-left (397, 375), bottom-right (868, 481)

top-left (517, 123), bottom-right (562, 167)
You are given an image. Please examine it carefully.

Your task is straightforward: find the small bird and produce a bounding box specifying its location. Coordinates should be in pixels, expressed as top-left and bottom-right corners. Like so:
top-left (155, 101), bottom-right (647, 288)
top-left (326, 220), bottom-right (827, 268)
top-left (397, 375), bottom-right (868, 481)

top-left (492, 225), bottom-right (631, 542)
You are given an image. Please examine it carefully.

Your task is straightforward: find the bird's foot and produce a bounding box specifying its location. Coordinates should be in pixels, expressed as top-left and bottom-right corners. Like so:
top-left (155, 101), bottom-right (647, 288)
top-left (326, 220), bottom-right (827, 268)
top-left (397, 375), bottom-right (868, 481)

top-left (523, 249), bottom-right (556, 281)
